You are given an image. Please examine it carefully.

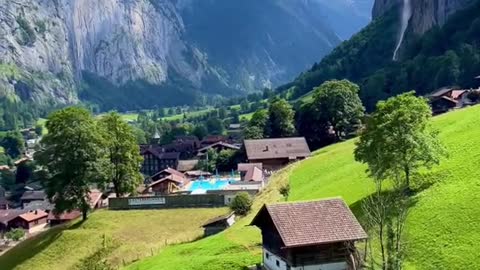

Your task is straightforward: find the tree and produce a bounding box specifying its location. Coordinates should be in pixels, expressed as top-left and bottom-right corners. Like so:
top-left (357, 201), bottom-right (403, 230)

top-left (34, 124), bottom-right (43, 136)
top-left (296, 102), bottom-right (335, 150)
top-left (216, 149), bottom-right (238, 172)
top-left (5, 228), bottom-right (25, 241)
top-left (266, 98), bottom-right (296, 138)
top-left (243, 125), bottom-right (264, 140)
top-left (99, 112), bottom-right (143, 198)
top-left (230, 192), bottom-right (252, 215)
top-left (206, 117), bottom-right (225, 135)
top-left (192, 125), bottom-right (208, 140)
top-left (0, 170), bottom-right (15, 191)
top-left (279, 184), bottom-right (290, 200)
top-left (0, 131), bottom-right (25, 159)
top-left (15, 160), bottom-right (35, 184)
top-left (35, 107), bottom-right (108, 221)
top-left (312, 80), bottom-right (365, 141)
top-left (240, 100), bottom-right (250, 113)
top-left (354, 92), bottom-right (446, 189)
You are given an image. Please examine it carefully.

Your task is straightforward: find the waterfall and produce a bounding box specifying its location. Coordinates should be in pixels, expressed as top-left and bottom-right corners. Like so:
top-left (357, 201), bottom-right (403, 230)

top-left (393, 0), bottom-right (412, 61)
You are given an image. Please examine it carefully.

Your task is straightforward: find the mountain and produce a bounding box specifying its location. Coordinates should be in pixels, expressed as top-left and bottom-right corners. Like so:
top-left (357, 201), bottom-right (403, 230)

top-left (0, 0), bottom-right (373, 114)
top-left (280, 0), bottom-right (478, 110)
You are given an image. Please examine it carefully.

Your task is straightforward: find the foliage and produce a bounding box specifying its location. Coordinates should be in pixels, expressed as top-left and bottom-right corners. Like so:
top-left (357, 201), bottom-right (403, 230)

top-left (295, 102), bottom-right (335, 150)
top-left (35, 107), bottom-right (108, 220)
top-left (15, 160), bottom-right (35, 184)
top-left (198, 149), bottom-right (218, 172)
top-left (279, 184), bottom-right (290, 200)
top-left (0, 131), bottom-right (25, 159)
top-left (16, 16), bottom-right (36, 46)
top-left (311, 80), bottom-right (365, 140)
top-left (5, 229), bottom-right (25, 241)
top-left (205, 117), bottom-right (225, 135)
top-left (192, 125), bottom-right (208, 140)
top-left (266, 98), bottom-right (296, 138)
top-left (0, 170), bottom-right (15, 191)
top-left (99, 112), bottom-right (143, 197)
top-left (229, 192), bottom-right (253, 216)
top-left (216, 150), bottom-right (239, 172)
top-left (354, 92), bottom-right (446, 188)
top-left (34, 124), bottom-right (43, 136)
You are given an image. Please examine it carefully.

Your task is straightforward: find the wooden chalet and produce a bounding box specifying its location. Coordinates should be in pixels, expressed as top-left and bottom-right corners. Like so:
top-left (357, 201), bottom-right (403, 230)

top-left (200, 135), bottom-right (228, 147)
top-left (244, 138), bottom-right (311, 171)
top-left (0, 210), bottom-right (26, 232)
top-left (251, 199), bottom-right (367, 270)
top-left (141, 147), bottom-right (180, 176)
top-left (202, 212), bottom-right (235, 237)
top-left (8, 210), bottom-right (48, 233)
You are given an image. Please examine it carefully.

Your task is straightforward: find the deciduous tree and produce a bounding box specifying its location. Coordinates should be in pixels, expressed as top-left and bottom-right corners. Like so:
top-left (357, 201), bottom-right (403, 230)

top-left (266, 98), bottom-right (296, 138)
top-left (100, 112), bottom-right (143, 197)
top-left (312, 80), bottom-right (365, 141)
top-left (35, 107), bottom-right (108, 221)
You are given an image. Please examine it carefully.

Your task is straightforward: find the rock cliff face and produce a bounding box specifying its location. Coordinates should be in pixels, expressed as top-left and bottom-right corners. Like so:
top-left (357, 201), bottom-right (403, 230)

top-left (373, 0), bottom-right (473, 35)
top-left (0, 0), bottom-right (370, 110)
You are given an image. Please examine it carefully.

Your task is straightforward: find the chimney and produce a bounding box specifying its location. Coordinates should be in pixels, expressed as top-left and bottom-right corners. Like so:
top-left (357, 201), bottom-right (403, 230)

top-left (263, 146), bottom-right (269, 152)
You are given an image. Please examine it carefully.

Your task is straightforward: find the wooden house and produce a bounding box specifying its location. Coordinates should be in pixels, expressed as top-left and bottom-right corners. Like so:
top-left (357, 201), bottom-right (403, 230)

top-left (202, 212), bottom-right (235, 237)
top-left (238, 163), bottom-right (264, 182)
top-left (8, 210), bottom-right (48, 233)
top-left (0, 210), bottom-right (26, 232)
top-left (140, 147), bottom-right (180, 176)
top-left (251, 199), bottom-right (367, 270)
top-left (244, 138), bottom-right (311, 171)
top-left (197, 141), bottom-right (240, 157)
top-left (150, 168), bottom-right (186, 182)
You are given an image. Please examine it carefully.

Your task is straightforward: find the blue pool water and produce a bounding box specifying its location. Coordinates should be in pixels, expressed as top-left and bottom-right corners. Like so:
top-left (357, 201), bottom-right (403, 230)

top-left (188, 179), bottom-right (235, 193)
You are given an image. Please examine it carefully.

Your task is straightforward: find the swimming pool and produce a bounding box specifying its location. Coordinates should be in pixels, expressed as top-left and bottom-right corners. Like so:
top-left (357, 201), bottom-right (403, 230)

top-left (188, 179), bottom-right (235, 194)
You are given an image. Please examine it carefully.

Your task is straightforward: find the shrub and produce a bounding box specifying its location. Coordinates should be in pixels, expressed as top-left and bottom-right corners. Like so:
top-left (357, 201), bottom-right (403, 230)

top-left (230, 192), bottom-right (252, 216)
top-left (279, 184), bottom-right (290, 199)
top-left (5, 228), bottom-right (25, 241)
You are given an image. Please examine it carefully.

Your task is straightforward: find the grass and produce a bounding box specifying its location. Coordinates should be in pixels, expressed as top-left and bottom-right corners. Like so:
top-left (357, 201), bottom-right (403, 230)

top-left (0, 208), bottom-right (229, 270)
top-left (126, 105), bottom-right (480, 270)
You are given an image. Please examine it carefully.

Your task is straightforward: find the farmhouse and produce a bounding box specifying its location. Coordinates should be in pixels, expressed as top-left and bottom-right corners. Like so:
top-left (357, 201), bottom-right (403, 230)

top-left (150, 167), bottom-right (186, 182)
top-left (8, 210), bottom-right (48, 233)
top-left (202, 212), bottom-right (235, 237)
top-left (251, 199), bottom-right (367, 270)
top-left (0, 210), bottom-right (26, 232)
top-left (141, 147), bottom-right (180, 176)
top-left (200, 135), bottom-right (228, 147)
top-left (244, 138), bottom-right (311, 170)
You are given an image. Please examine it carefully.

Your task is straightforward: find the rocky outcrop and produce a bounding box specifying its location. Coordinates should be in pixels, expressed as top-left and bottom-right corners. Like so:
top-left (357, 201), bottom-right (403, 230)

top-left (0, 0), bottom-right (362, 109)
top-left (373, 0), bottom-right (473, 35)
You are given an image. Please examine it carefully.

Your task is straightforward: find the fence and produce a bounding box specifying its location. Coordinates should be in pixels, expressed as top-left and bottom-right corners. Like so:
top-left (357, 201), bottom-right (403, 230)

top-left (108, 194), bottom-right (226, 210)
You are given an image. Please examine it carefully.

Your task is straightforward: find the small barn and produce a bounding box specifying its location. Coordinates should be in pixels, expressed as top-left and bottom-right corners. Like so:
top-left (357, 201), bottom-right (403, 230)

top-left (143, 174), bottom-right (188, 195)
top-left (202, 212), bottom-right (235, 236)
top-left (251, 199), bottom-right (367, 270)
top-left (48, 210), bottom-right (82, 226)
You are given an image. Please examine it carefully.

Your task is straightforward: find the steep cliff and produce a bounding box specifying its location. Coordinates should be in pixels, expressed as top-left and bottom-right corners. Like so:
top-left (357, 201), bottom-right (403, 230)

top-left (0, 0), bottom-right (371, 111)
top-left (373, 0), bottom-right (473, 35)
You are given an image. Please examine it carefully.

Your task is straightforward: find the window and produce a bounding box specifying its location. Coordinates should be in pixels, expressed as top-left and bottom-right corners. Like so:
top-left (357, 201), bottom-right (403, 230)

top-left (276, 260), bottom-right (280, 267)
top-left (265, 252), bottom-right (269, 259)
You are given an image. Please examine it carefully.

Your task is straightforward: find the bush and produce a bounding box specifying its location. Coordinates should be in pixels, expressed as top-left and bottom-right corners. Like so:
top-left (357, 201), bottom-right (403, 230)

top-left (230, 192), bottom-right (252, 216)
top-left (279, 184), bottom-right (290, 199)
top-left (5, 228), bottom-right (25, 241)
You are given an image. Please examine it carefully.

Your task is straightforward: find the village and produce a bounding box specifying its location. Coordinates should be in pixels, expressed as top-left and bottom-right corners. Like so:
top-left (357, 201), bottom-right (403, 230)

top-left (0, 82), bottom-right (479, 269)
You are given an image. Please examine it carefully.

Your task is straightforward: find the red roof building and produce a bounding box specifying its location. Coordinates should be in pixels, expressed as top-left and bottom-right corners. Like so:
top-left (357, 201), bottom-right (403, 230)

top-left (8, 210), bottom-right (48, 233)
top-left (48, 210), bottom-right (82, 226)
top-left (251, 199), bottom-right (367, 270)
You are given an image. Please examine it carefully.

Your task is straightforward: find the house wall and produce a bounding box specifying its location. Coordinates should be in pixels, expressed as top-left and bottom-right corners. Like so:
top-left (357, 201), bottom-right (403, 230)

top-left (263, 248), bottom-right (347, 270)
top-left (250, 159), bottom-right (289, 171)
top-left (141, 153), bottom-right (178, 176)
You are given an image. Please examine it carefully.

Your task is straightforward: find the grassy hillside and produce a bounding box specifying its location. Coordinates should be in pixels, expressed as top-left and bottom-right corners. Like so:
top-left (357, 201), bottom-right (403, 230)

top-left (0, 208), bottom-right (229, 270)
top-left (127, 105), bottom-right (480, 270)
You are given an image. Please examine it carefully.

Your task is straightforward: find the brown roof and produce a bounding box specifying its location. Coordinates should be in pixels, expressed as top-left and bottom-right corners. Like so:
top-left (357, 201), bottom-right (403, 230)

top-left (0, 210), bottom-right (27, 225)
top-left (244, 167), bottom-right (264, 182)
top-left (21, 190), bottom-right (47, 201)
top-left (430, 87), bottom-right (455, 98)
top-left (244, 138), bottom-right (311, 160)
top-left (177, 160), bottom-right (199, 172)
top-left (440, 96), bottom-right (459, 104)
top-left (48, 210), bottom-right (82, 221)
top-left (18, 210), bottom-right (48, 222)
top-left (451, 90), bottom-right (467, 99)
top-left (202, 212), bottom-right (234, 227)
top-left (237, 163), bottom-right (263, 172)
top-left (146, 174), bottom-right (188, 190)
top-left (141, 148), bottom-right (180, 160)
top-left (251, 199), bottom-right (367, 248)
top-left (151, 168), bottom-right (186, 179)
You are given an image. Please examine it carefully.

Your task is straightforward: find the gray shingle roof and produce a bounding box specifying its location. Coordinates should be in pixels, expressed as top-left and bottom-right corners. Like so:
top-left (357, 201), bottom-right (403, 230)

top-left (244, 137), bottom-right (311, 160)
